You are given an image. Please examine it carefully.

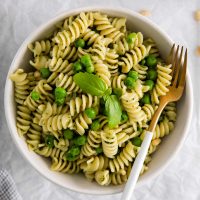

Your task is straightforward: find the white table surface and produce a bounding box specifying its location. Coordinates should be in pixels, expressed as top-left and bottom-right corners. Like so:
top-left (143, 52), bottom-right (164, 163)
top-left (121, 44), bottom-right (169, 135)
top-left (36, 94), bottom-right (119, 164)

top-left (0, 0), bottom-right (199, 199)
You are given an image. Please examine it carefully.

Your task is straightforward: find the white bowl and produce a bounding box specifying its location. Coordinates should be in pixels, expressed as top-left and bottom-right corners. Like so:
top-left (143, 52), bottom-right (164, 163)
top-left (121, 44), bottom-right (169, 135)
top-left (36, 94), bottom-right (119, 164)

top-left (4, 7), bottom-right (193, 195)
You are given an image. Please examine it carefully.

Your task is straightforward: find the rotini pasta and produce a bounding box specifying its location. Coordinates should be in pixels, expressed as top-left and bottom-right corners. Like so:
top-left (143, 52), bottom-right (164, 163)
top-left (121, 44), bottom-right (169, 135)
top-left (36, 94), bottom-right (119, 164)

top-left (74, 112), bottom-right (92, 135)
top-left (51, 157), bottom-right (80, 174)
top-left (28, 40), bottom-right (52, 56)
top-left (109, 142), bottom-right (137, 175)
top-left (94, 60), bottom-right (111, 86)
top-left (24, 80), bottom-right (52, 111)
top-left (68, 94), bottom-right (99, 116)
top-left (40, 113), bottom-right (73, 132)
top-left (80, 155), bottom-right (109, 172)
top-left (119, 45), bottom-right (150, 73)
top-left (93, 12), bottom-right (124, 42)
top-left (81, 130), bottom-right (102, 157)
top-left (114, 32), bottom-right (143, 55)
top-left (121, 91), bottom-right (146, 128)
top-left (151, 64), bottom-right (172, 104)
top-left (101, 130), bottom-right (118, 158)
top-left (56, 73), bottom-right (80, 94)
top-left (10, 11), bottom-right (177, 186)
top-left (53, 12), bottom-right (90, 49)
top-left (10, 69), bottom-right (29, 105)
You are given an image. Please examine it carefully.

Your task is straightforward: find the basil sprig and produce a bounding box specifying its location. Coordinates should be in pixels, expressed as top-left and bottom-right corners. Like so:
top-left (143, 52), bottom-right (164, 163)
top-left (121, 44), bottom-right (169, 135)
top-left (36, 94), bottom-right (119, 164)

top-left (74, 72), bottom-right (122, 128)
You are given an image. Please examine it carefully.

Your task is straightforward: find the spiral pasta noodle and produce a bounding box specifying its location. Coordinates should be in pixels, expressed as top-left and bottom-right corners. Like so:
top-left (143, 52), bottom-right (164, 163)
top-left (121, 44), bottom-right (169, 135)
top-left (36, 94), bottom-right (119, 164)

top-left (114, 32), bottom-right (143, 55)
top-left (95, 170), bottom-right (111, 186)
top-left (68, 94), bottom-right (99, 116)
top-left (40, 113), bottom-right (73, 132)
top-left (50, 45), bottom-right (77, 61)
top-left (16, 105), bottom-right (32, 136)
top-left (94, 60), bottom-right (111, 87)
top-left (111, 74), bottom-right (127, 90)
top-left (53, 12), bottom-right (90, 49)
top-left (119, 45), bottom-right (150, 73)
top-left (80, 155), bottom-right (109, 172)
top-left (93, 12), bottom-right (124, 42)
top-left (30, 55), bottom-right (49, 70)
top-left (35, 145), bottom-right (66, 159)
top-left (81, 28), bottom-right (103, 46)
top-left (81, 131), bottom-right (102, 157)
top-left (121, 91), bottom-right (146, 128)
top-left (74, 112), bottom-right (92, 135)
top-left (49, 57), bottom-right (74, 73)
top-left (24, 80), bottom-right (52, 111)
top-left (109, 142), bottom-right (137, 175)
top-left (28, 40), bottom-right (51, 56)
top-left (41, 102), bottom-right (69, 119)
top-left (56, 73), bottom-right (80, 94)
top-left (109, 17), bottom-right (126, 33)
top-left (26, 123), bottom-right (42, 150)
top-left (101, 130), bottom-right (118, 158)
top-left (10, 69), bottom-right (29, 105)
top-left (144, 38), bottom-right (159, 57)
top-left (51, 157), bottom-right (80, 174)
top-left (142, 104), bottom-right (157, 121)
top-left (151, 64), bottom-right (172, 104)
top-left (152, 117), bottom-right (174, 139)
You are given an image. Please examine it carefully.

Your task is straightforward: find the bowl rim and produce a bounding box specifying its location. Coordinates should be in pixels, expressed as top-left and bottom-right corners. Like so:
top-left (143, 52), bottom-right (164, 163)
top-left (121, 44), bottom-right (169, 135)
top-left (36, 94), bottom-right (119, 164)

top-left (4, 6), bottom-right (193, 195)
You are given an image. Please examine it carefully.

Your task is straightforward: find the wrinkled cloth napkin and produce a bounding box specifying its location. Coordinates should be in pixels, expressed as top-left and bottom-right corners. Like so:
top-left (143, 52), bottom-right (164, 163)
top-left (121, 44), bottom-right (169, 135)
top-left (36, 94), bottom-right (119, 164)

top-left (0, 169), bottom-right (22, 200)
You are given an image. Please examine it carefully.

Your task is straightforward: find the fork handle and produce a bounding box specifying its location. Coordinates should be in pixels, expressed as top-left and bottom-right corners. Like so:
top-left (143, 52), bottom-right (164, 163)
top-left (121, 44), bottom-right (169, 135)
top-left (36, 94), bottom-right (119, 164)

top-left (121, 131), bottom-right (153, 200)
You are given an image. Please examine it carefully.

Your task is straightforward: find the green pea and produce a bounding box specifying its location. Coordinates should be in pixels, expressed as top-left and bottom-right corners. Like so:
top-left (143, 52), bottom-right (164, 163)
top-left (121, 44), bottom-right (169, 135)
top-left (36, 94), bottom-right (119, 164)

top-left (137, 127), bottom-right (143, 133)
top-left (141, 93), bottom-right (151, 105)
top-left (75, 38), bottom-right (85, 48)
top-left (113, 88), bottom-right (122, 98)
top-left (85, 108), bottom-right (96, 119)
top-left (40, 67), bottom-right (51, 78)
top-left (73, 61), bottom-right (82, 73)
top-left (63, 129), bottom-right (74, 140)
top-left (91, 120), bottom-right (100, 131)
top-left (31, 91), bottom-right (40, 101)
top-left (54, 87), bottom-right (67, 99)
top-left (132, 137), bottom-right (142, 147)
top-left (45, 135), bottom-right (55, 148)
top-left (65, 146), bottom-right (80, 161)
top-left (80, 54), bottom-right (93, 68)
top-left (146, 55), bottom-right (157, 68)
top-left (124, 77), bottom-right (137, 89)
top-left (86, 65), bottom-right (94, 73)
top-left (121, 111), bottom-right (129, 123)
top-left (139, 59), bottom-right (146, 65)
top-left (55, 97), bottom-right (65, 106)
top-left (147, 69), bottom-right (157, 81)
top-left (96, 147), bottom-right (103, 155)
top-left (126, 32), bottom-right (137, 44)
top-left (145, 80), bottom-right (154, 90)
top-left (128, 70), bottom-right (138, 80)
top-left (73, 135), bottom-right (87, 146)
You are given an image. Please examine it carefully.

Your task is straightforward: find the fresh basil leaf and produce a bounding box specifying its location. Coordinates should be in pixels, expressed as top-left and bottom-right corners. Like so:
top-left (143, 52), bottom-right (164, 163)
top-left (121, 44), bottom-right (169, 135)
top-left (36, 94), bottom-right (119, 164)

top-left (105, 95), bottom-right (122, 128)
top-left (102, 88), bottom-right (112, 102)
top-left (73, 72), bottom-right (107, 96)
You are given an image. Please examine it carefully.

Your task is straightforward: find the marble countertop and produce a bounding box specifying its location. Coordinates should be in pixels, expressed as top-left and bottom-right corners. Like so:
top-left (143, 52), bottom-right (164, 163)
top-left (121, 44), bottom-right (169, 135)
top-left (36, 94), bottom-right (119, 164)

top-left (0, 0), bottom-right (199, 199)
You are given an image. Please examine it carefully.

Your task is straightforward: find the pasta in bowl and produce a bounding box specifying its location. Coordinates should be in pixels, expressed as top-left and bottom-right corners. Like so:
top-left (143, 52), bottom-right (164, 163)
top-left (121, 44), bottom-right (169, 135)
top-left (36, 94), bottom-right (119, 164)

top-left (4, 7), bottom-right (193, 194)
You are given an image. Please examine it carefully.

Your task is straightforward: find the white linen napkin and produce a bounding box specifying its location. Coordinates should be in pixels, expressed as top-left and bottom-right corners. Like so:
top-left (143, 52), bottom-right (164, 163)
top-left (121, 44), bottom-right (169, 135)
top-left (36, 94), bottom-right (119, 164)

top-left (0, 169), bottom-right (22, 200)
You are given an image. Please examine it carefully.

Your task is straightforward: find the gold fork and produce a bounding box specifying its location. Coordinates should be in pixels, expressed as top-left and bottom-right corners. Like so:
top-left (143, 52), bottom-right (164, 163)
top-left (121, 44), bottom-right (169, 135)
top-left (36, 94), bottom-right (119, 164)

top-left (121, 44), bottom-right (187, 200)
